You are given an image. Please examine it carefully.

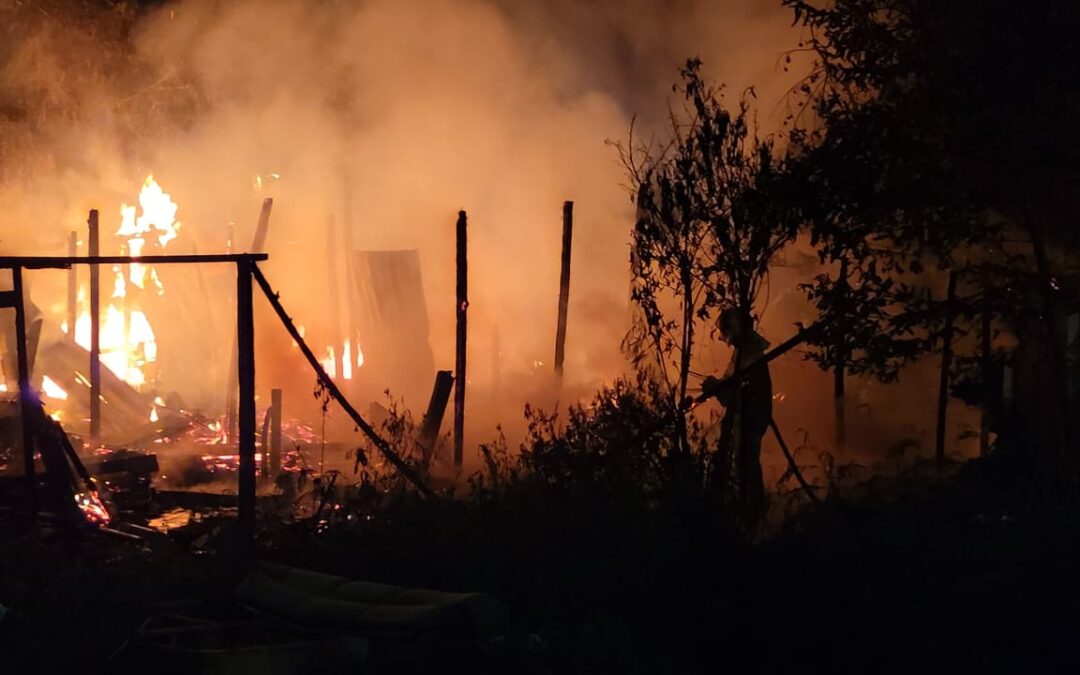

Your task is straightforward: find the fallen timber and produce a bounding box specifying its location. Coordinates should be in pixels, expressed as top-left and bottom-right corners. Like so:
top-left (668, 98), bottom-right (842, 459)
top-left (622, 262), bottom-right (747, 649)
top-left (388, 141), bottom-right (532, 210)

top-left (251, 264), bottom-right (435, 498)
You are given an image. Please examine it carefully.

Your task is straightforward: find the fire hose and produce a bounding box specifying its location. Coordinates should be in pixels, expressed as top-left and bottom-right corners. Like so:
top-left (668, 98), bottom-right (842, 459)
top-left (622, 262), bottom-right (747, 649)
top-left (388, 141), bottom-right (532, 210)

top-left (687, 322), bottom-right (824, 504)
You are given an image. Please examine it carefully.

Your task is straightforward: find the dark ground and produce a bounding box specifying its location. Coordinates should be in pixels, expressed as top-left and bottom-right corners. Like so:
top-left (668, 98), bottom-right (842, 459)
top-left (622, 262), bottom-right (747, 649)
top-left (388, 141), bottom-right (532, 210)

top-left (1, 453), bottom-right (1079, 674)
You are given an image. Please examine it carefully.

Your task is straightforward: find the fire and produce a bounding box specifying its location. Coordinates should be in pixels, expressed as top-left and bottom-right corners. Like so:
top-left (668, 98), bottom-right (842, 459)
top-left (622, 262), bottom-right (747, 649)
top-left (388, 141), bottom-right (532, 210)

top-left (74, 491), bottom-right (110, 525)
top-left (322, 346), bottom-right (337, 379)
top-left (41, 375), bottom-right (68, 400)
top-left (342, 340), bottom-right (353, 380)
top-left (72, 175), bottom-right (179, 389)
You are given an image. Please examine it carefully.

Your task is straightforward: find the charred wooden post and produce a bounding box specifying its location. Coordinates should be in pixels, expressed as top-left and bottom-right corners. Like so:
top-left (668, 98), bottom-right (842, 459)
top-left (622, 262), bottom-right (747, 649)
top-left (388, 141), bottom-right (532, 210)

top-left (554, 201), bottom-right (573, 380)
top-left (66, 232), bottom-right (77, 342)
top-left (454, 210), bottom-right (468, 470)
top-left (270, 388), bottom-right (283, 477)
top-left (12, 266), bottom-right (36, 512)
top-left (419, 370), bottom-right (454, 465)
top-left (227, 198), bottom-right (273, 445)
top-left (236, 260), bottom-right (257, 548)
top-left (88, 210), bottom-right (101, 442)
top-left (935, 271), bottom-right (958, 463)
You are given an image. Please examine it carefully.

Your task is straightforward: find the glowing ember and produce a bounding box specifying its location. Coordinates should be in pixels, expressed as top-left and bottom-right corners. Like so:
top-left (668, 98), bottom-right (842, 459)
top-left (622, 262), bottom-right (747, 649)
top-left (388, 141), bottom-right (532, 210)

top-left (75, 491), bottom-right (110, 525)
top-left (149, 406), bottom-right (160, 423)
top-left (41, 375), bottom-right (68, 400)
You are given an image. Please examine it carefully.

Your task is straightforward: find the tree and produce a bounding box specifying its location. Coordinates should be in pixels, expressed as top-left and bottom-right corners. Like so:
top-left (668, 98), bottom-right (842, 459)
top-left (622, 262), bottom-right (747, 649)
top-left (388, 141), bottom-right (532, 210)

top-left (784, 0), bottom-right (1080, 495)
top-left (619, 59), bottom-right (799, 476)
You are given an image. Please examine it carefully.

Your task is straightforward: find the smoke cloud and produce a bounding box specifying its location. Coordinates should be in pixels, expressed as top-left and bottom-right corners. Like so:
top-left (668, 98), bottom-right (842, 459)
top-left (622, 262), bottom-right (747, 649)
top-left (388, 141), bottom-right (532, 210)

top-left (0, 0), bottom-right (837, 455)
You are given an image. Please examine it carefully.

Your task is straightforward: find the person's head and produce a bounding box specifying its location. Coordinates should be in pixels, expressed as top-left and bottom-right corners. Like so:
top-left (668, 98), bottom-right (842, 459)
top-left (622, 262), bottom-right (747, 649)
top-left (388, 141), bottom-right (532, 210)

top-left (719, 308), bottom-right (750, 344)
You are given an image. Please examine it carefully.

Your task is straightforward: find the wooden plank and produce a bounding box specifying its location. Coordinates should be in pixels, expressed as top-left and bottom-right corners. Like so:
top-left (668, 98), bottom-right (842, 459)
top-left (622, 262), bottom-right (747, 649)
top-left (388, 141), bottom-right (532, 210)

top-left (0, 253), bottom-right (268, 269)
top-left (419, 370), bottom-right (454, 464)
top-left (554, 201), bottom-right (573, 379)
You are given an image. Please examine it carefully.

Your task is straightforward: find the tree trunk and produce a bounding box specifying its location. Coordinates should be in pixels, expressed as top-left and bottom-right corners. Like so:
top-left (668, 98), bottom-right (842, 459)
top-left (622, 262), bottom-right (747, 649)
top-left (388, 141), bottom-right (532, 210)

top-left (935, 271), bottom-right (957, 463)
top-left (835, 258), bottom-right (849, 449)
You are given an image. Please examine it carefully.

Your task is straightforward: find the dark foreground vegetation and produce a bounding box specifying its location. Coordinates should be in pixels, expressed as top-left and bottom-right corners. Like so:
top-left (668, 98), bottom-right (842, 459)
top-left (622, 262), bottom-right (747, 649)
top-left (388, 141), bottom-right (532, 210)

top-left (3, 435), bottom-right (1080, 673)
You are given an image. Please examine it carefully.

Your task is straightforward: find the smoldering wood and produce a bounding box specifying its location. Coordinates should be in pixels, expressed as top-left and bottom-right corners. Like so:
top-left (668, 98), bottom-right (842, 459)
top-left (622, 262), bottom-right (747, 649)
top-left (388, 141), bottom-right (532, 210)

top-left (419, 370), bottom-right (454, 465)
top-left (84, 452), bottom-right (159, 476)
top-left (236, 260), bottom-right (257, 549)
top-left (89, 210), bottom-right (101, 442)
top-left (454, 211), bottom-right (468, 470)
top-left (554, 201), bottom-right (573, 379)
top-left (935, 271), bottom-right (958, 463)
top-left (67, 231), bottom-right (77, 343)
top-left (38, 340), bottom-right (157, 439)
top-left (227, 198), bottom-right (274, 445)
top-left (251, 263), bottom-right (434, 498)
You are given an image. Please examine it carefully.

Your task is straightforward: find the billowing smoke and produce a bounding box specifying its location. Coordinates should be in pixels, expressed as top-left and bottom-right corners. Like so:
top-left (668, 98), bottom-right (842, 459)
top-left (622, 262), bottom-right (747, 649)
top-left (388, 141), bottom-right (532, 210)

top-left (15, 0), bottom-right (969, 472)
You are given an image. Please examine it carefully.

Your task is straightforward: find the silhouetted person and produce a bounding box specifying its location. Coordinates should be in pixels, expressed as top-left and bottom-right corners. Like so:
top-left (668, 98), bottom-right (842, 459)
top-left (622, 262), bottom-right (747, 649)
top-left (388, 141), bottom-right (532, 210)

top-left (701, 308), bottom-right (771, 533)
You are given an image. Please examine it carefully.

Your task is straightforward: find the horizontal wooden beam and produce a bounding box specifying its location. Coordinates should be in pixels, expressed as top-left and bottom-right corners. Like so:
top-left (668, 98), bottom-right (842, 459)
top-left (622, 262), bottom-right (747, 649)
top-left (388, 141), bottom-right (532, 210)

top-left (0, 254), bottom-right (268, 269)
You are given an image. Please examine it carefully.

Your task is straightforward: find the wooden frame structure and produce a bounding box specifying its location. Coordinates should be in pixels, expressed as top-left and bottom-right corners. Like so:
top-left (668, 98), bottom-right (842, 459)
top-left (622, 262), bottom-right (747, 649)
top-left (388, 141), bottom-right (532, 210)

top-left (0, 253), bottom-right (267, 545)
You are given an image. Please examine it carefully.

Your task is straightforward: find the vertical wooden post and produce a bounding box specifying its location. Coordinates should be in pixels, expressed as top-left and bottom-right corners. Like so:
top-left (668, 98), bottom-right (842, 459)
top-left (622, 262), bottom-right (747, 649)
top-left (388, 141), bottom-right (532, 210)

top-left (454, 211), bottom-right (468, 470)
top-left (227, 199), bottom-right (273, 445)
top-left (935, 271), bottom-right (958, 463)
top-left (326, 215), bottom-right (344, 380)
top-left (342, 169), bottom-right (362, 376)
top-left (66, 232), bottom-right (77, 342)
top-left (236, 260), bottom-right (256, 548)
top-left (88, 210), bottom-right (101, 443)
top-left (980, 271), bottom-right (992, 456)
top-left (554, 201), bottom-right (573, 379)
top-left (492, 325), bottom-right (502, 405)
top-left (834, 257), bottom-right (848, 449)
top-left (270, 388), bottom-right (282, 477)
top-left (13, 266), bottom-right (36, 512)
